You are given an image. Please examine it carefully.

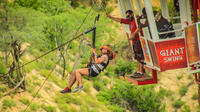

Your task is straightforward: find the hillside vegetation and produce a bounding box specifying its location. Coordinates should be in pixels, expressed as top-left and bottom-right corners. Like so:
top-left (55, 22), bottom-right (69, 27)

top-left (0, 0), bottom-right (199, 112)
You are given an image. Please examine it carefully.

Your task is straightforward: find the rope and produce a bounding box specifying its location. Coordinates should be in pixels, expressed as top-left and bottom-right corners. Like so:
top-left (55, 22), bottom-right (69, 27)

top-left (24, 58), bottom-right (61, 112)
top-left (0, 6), bottom-right (94, 77)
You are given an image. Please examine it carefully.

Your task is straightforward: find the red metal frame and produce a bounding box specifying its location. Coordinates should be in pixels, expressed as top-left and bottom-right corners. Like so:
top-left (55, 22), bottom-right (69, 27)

top-left (193, 65), bottom-right (200, 84)
top-left (126, 69), bottom-right (158, 85)
top-left (192, 0), bottom-right (200, 22)
top-left (194, 73), bottom-right (200, 84)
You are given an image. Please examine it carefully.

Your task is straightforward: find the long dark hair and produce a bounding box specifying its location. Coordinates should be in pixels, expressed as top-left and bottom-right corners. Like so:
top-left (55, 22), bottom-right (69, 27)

top-left (100, 45), bottom-right (116, 60)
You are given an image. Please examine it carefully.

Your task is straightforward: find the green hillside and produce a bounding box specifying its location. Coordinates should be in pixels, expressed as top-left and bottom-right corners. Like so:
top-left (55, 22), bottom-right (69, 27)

top-left (0, 0), bottom-right (199, 112)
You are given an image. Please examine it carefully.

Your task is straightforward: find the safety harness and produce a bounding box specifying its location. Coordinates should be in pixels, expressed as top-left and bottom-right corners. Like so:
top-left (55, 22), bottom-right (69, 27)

top-left (87, 14), bottom-right (109, 75)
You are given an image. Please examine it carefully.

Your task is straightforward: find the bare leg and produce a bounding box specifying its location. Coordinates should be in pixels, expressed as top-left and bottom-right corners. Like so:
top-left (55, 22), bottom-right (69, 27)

top-left (67, 72), bottom-right (76, 89)
top-left (137, 62), bottom-right (140, 72)
top-left (139, 62), bottom-right (145, 73)
top-left (75, 68), bottom-right (89, 87)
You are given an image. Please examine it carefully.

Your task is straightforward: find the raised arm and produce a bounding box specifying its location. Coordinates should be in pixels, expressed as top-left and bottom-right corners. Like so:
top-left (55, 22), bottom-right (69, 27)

top-left (106, 14), bottom-right (121, 22)
top-left (92, 48), bottom-right (106, 64)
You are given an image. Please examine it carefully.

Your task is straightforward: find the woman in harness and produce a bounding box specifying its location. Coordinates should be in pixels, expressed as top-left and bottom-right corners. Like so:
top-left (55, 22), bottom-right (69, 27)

top-left (61, 45), bottom-right (116, 93)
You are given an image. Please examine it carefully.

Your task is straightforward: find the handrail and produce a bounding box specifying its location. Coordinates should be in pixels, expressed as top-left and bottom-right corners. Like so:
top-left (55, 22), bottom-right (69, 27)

top-left (158, 29), bottom-right (183, 35)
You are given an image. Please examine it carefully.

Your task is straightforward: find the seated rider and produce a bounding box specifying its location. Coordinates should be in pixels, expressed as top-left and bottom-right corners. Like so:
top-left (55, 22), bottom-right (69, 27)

top-left (60, 45), bottom-right (116, 93)
top-left (137, 8), bottom-right (175, 39)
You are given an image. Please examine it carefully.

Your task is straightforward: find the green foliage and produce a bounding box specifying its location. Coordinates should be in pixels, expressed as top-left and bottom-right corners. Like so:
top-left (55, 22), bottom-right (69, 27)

top-left (102, 78), bottom-right (110, 86)
top-left (69, 107), bottom-right (78, 112)
top-left (14, 0), bottom-right (71, 15)
top-left (32, 75), bottom-right (39, 80)
top-left (0, 92), bottom-right (3, 99)
top-left (27, 85), bottom-right (35, 93)
top-left (33, 81), bottom-right (42, 86)
top-left (41, 104), bottom-right (56, 112)
top-left (181, 105), bottom-right (191, 112)
top-left (0, 85), bottom-right (7, 92)
top-left (159, 88), bottom-right (173, 97)
top-left (20, 98), bottom-right (30, 105)
top-left (40, 69), bottom-right (67, 88)
top-left (2, 99), bottom-right (16, 109)
top-left (176, 75), bottom-right (183, 80)
top-left (32, 92), bottom-right (42, 98)
top-left (179, 86), bottom-right (188, 96)
top-left (83, 82), bottom-right (91, 94)
top-left (173, 99), bottom-right (185, 108)
top-left (192, 93), bottom-right (198, 100)
top-left (54, 94), bottom-right (71, 111)
top-left (14, 0), bottom-right (40, 9)
top-left (115, 59), bottom-right (136, 76)
top-left (97, 81), bottom-right (166, 112)
top-left (105, 7), bottom-right (114, 14)
top-left (0, 64), bottom-right (6, 74)
top-left (30, 103), bottom-right (40, 111)
top-left (93, 77), bottom-right (105, 91)
top-left (187, 75), bottom-right (193, 79)
top-left (108, 105), bottom-right (125, 112)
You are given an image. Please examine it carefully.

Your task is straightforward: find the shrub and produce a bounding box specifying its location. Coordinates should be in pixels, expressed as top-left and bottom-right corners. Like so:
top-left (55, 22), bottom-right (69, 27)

top-left (41, 104), bottom-right (56, 112)
top-left (93, 80), bottom-right (104, 91)
top-left (20, 98), bottom-right (30, 105)
top-left (69, 107), bottom-right (78, 112)
top-left (27, 85), bottom-right (35, 93)
top-left (54, 94), bottom-right (71, 111)
top-left (192, 93), bottom-right (198, 100)
top-left (0, 86), bottom-right (7, 92)
top-left (102, 78), bottom-right (110, 86)
top-left (114, 60), bottom-right (136, 76)
top-left (33, 81), bottom-right (42, 86)
top-left (159, 88), bottom-right (173, 97)
top-left (83, 82), bottom-right (91, 94)
top-left (32, 75), bottom-right (39, 80)
top-left (108, 105), bottom-right (125, 112)
top-left (177, 75), bottom-right (183, 80)
top-left (181, 105), bottom-right (191, 112)
top-left (30, 103), bottom-right (40, 111)
top-left (2, 99), bottom-right (16, 109)
top-left (0, 92), bottom-right (3, 99)
top-left (0, 63), bottom-right (6, 74)
top-left (97, 81), bottom-right (166, 112)
top-left (173, 99), bottom-right (185, 108)
top-left (187, 75), bottom-right (193, 79)
top-left (179, 86), bottom-right (188, 96)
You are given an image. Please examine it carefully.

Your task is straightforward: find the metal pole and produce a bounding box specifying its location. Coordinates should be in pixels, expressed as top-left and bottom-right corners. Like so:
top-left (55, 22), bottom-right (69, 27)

top-left (160, 0), bottom-right (169, 19)
top-left (144, 0), bottom-right (159, 41)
